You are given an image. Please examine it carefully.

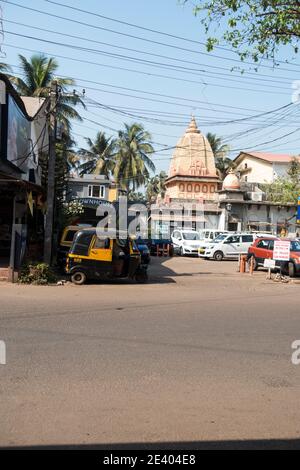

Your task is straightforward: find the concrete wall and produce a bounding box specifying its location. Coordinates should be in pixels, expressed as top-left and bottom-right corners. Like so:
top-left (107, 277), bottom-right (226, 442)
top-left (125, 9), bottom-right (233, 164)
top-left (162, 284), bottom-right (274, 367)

top-left (273, 162), bottom-right (290, 179)
top-left (236, 156), bottom-right (274, 184)
top-left (219, 202), bottom-right (297, 235)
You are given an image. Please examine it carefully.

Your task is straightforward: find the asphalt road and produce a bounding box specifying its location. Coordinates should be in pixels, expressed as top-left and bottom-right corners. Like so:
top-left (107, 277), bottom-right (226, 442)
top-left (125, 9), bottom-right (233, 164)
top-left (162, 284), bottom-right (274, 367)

top-left (1, 256), bottom-right (300, 449)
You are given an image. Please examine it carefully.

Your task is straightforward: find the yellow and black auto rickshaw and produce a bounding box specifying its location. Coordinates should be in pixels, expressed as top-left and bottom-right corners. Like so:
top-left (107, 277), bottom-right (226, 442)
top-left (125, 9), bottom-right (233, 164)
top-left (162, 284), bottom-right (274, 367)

top-left (66, 228), bottom-right (148, 285)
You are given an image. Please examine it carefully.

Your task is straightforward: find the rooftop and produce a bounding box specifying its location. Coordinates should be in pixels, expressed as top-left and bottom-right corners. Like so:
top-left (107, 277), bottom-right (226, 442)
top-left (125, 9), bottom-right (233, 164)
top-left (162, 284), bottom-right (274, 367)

top-left (235, 151), bottom-right (300, 164)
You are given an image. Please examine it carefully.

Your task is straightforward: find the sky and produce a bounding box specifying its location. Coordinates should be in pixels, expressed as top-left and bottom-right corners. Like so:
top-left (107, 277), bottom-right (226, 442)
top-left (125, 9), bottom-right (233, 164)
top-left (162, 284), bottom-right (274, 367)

top-left (1, 0), bottom-right (300, 176)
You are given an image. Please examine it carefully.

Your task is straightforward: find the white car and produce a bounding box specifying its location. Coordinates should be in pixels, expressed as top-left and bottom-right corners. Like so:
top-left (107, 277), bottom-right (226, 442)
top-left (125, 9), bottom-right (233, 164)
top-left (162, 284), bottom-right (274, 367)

top-left (203, 232), bottom-right (276, 261)
top-left (201, 233), bottom-right (256, 261)
top-left (198, 230), bottom-right (231, 257)
top-left (171, 229), bottom-right (202, 256)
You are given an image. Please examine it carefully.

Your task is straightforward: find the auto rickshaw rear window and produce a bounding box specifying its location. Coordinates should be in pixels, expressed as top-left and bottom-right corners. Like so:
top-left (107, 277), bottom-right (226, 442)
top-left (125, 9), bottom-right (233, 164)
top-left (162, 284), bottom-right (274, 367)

top-left (71, 232), bottom-right (94, 256)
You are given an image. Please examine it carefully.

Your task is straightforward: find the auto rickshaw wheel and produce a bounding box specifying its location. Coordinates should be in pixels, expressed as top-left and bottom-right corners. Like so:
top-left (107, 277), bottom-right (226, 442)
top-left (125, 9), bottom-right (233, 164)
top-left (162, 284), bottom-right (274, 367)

top-left (71, 271), bottom-right (87, 285)
top-left (135, 270), bottom-right (148, 283)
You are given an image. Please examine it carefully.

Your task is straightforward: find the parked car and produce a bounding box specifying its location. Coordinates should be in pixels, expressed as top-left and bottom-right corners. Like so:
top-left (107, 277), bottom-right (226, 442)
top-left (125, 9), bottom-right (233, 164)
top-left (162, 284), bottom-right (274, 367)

top-left (171, 229), bottom-right (202, 256)
top-left (247, 237), bottom-right (300, 277)
top-left (199, 229), bottom-right (230, 243)
top-left (200, 233), bottom-right (256, 261)
top-left (198, 231), bottom-right (231, 257)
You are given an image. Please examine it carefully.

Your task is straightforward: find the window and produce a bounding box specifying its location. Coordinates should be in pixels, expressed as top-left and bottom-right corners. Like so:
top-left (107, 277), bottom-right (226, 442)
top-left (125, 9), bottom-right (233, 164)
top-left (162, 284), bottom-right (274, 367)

top-left (72, 232), bottom-right (93, 256)
top-left (224, 235), bottom-right (240, 244)
top-left (268, 240), bottom-right (274, 251)
top-left (257, 239), bottom-right (270, 249)
top-left (202, 184), bottom-right (208, 193)
top-left (64, 229), bottom-right (78, 242)
top-left (182, 232), bottom-right (200, 240)
top-left (242, 235), bottom-right (254, 243)
top-left (94, 237), bottom-right (110, 249)
top-left (88, 185), bottom-right (105, 198)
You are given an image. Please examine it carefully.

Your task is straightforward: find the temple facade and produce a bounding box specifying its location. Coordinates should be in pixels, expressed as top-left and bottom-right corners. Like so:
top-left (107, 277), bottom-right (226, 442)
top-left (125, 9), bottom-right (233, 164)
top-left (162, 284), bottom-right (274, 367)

top-left (164, 117), bottom-right (219, 203)
top-left (151, 117), bottom-right (221, 235)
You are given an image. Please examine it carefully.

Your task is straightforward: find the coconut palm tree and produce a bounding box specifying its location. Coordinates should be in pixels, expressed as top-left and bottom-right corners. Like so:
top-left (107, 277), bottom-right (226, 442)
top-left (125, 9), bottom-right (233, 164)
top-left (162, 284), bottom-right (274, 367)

top-left (114, 123), bottom-right (155, 190)
top-left (9, 54), bottom-right (84, 134)
top-left (146, 171), bottom-right (167, 203)
top-left (206, 132), bottom-right (233, 179)
top-left (77, 132), bottom-right (116, 177)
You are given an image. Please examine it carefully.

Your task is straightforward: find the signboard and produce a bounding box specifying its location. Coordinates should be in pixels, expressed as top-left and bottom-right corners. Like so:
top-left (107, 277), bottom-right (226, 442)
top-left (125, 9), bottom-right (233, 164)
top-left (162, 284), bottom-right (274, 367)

top-left (7, 95), bottom-right (31, 171)
top-left (273, 240), bottom-right (291, 261)
top-left (264, 259), bottom-right (276, 269)
top-left (297, 196), bottom-right (300, 224)
top-left (73, 198), bottom-right (113, 209)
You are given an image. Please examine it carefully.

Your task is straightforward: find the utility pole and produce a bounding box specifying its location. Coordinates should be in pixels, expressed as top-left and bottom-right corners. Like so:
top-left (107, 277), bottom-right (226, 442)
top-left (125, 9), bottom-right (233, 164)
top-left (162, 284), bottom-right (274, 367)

top-left (44, 80), bottom-right (58, 265)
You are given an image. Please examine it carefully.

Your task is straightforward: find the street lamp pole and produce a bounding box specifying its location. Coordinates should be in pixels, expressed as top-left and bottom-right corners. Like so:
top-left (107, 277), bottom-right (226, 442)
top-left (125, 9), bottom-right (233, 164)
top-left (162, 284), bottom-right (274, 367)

top-left (44, 80), bottom-right (58, 265)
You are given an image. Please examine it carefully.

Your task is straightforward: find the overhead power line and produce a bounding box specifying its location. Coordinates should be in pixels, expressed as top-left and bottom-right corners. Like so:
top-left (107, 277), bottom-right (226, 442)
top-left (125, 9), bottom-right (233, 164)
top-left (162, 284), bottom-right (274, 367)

top-left (1, 34), bottom-right (291, 95)
top-left (4, 0), bottom-right (300, 73)
top-left (43, 0), bottom-right (300, 71)
top-left (2, 18), bottom-right (295, 85)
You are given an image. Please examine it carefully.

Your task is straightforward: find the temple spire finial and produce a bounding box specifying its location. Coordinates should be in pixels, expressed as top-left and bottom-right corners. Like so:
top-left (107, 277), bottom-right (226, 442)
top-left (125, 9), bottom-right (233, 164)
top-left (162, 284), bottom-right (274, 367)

top-left (186, 114), bottom-right (200, 134)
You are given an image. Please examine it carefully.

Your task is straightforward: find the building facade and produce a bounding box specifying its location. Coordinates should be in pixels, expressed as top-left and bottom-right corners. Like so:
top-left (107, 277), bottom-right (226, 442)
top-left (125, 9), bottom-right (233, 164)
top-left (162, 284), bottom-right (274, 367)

top-left (0, 75), bottom-right (48, 281)
top-left (218, 171), bottom-right (298, 236)
top-left (234, 151), bottom-right (300, 184)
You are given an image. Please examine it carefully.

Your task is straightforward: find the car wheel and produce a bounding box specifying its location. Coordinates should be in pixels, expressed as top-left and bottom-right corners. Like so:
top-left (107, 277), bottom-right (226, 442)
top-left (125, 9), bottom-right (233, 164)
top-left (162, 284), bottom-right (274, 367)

top-left (213, 250), bottom-right (224, 261)
top-left (179, 246), bottom-right (183, 256)
top-left (71, 271), bottom-right (87, 285)
top-left (288, 262), bottom-right (295, 278)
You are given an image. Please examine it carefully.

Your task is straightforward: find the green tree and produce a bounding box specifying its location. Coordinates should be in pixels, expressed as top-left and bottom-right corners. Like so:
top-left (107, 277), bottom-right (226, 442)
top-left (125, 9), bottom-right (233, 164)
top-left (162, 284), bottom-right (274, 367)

top-left (9, 54), bottom-right (84, 134)
top-left (127, 190), bottom-right (147, 203)
top-left (184, 1), bottom-right (300, 62)
top-left (146, 171), bottom-right (167, 203)
top-left (206, 132), bottom-right (232, 179)
top-left (262, 157), bottom-right (300, 204)
top-left (114, 123), bottom-right (155, 190)
top-left (77, 132), bottom-right (116, 177)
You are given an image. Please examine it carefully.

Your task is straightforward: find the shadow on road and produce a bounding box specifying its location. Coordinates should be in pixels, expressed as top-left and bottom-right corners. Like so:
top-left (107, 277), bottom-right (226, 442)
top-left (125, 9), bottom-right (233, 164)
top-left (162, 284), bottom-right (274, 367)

top-left (2, 438), bottom-right (300, 450)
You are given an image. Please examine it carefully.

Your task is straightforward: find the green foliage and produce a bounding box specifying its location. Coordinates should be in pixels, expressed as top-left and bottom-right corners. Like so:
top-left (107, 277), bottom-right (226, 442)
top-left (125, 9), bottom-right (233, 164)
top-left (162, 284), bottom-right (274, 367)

top-left (114, 123), bottom-right (156, 191)
top-left (8, 54), bottom-right (85, 135)
top-left (262, 157), bottom-right (300, 204)
top-left (206, 132), bottom-right (232, 179)
top-left (146, 171), bottom-right (167, 202)
top-left (77, 132), bottom-right (116, 176)
top-left (184, 1), bottom-right (300, 62)
top-left (18, 262), bottom-right (57, 285)
top-left (63, 200), bottom-right (84, 218)
top-left (128, 190), bottom-right (147, 203)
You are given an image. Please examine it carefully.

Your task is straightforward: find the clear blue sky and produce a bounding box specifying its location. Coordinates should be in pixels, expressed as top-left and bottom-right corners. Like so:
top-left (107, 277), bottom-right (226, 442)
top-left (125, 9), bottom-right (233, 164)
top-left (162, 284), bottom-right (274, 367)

top-left (1, 0), bottom-right (300, 175)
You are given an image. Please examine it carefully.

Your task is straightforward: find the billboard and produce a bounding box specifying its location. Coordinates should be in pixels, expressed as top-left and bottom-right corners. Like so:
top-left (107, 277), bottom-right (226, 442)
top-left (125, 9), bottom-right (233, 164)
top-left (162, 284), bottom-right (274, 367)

top-left (297, 196), bottom-right (300, 224)
top-left (7, 95), bottom-right (31, 171)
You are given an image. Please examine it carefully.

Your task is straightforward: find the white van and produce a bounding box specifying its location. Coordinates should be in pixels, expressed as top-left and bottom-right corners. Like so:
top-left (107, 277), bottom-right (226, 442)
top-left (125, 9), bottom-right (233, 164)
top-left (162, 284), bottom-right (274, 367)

top-left (171, 229), bottom-right (202, 256)
top-left (201, 233), bottom-right (256, 261)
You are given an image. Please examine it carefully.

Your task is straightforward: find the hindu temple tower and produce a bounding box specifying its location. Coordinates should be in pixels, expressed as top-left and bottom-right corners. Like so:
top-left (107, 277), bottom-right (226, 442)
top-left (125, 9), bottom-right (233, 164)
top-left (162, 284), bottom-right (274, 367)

top-left (164, 116), bottom-right (219, 203)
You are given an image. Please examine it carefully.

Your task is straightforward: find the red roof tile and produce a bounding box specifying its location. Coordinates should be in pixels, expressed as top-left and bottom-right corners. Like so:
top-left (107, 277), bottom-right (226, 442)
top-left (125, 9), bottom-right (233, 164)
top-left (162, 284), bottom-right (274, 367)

top-left (240, 151), bottom-right (300, 163)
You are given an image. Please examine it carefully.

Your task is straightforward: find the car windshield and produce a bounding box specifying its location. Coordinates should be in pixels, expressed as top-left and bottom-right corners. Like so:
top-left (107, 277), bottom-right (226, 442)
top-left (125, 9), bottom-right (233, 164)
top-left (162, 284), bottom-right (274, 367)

top-left (213, 234), bottom-right (227, 242)
top-left (182, 232), bottom-right (200, 240)
top-left (291, 241), bottom-right (300, 252)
